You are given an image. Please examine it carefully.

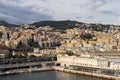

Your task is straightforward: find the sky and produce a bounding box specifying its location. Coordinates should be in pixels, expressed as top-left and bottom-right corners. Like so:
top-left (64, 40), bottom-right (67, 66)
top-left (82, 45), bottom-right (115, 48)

top-left (0, 0), bottom-right (120, 25)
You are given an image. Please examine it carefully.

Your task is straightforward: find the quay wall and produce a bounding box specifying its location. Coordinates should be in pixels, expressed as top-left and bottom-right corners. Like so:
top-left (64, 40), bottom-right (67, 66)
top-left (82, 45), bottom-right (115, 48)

top-left (54, 67), bottom-right (120, 80)
top-left (0, 67), bottom-right (120, 80)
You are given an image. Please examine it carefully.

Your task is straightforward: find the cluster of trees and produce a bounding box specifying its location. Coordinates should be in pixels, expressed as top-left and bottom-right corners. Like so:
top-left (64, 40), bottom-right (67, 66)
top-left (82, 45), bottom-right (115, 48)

top-left (0, 20), bottom-right (117, 32)
top-left (80, 33), bottom-right (95, 41)
top-left (61, 51), bottom-right (74, 56)
top-left (32, 20), bottom-right (81, 30)
top-left (32, 20), bottom-right (113, 32)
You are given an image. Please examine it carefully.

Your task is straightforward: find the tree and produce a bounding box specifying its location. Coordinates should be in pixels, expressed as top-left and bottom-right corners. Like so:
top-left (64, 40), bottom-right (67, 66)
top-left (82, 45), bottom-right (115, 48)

top-left (17, 41), bottom-right (25, 48)
top-left (29, 55), bottom-right (36, 58)
top-left (80, 33), bottom-right (95, 41)
top-left (66, 51), bottom-right (74, 56)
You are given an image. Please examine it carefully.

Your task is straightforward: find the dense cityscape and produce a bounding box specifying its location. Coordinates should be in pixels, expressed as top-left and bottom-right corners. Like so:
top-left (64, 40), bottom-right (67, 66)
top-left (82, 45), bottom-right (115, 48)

top-left (0, 0), bottom-right (120, 80)
top-left (0, 20), bottom-right (119, 80)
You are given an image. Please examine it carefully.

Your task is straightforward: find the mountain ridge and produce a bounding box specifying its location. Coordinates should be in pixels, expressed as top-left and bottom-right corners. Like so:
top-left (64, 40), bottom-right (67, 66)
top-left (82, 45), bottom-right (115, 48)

top-left (0, 20), bottom-right (119, 31)
top-left (0, 20), bottom-right (18, 27)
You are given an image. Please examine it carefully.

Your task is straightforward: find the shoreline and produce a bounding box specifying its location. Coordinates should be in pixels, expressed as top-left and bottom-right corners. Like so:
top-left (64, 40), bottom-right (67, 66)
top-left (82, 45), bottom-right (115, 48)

top-left (0, 67), bottom-right (120, 80)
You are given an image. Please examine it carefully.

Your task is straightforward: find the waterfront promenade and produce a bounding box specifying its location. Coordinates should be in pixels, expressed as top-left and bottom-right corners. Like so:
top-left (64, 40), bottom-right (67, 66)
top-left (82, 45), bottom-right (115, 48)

top-left (0, 61), bottom-right (56, 71)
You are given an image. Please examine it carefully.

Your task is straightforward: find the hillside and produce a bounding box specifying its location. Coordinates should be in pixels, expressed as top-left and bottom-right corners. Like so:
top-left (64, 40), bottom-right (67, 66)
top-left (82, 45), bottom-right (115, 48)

top-left (31, 20), bottom-right (115, 31)
top-left (0, 20), bottom-right (119, 32)
top-left (31, 20), bottom-right (83, 30)
top-left (0, 20), bottom-right (18, 27)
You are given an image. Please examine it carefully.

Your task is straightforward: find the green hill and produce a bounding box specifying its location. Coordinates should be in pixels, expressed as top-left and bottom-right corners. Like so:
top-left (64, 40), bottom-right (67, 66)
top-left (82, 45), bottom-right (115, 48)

top-left (31, 20), bottom-right (83, 30)
top-left (0, 20), bottom-right (18, 27)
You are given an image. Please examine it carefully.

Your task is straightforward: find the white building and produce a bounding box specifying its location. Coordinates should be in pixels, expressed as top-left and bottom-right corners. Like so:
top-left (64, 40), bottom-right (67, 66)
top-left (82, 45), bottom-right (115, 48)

top-left (34, 48), bottom-right (39, 53)
top-left (57, 54), bottom-right (109, 68)
top-left (110, 62), bottom-right (120, 70)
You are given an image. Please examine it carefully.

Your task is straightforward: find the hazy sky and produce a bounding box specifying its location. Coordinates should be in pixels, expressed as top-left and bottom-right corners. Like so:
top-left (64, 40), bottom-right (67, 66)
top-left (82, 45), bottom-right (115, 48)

top-left (0, 0), bottom-right (120, 24)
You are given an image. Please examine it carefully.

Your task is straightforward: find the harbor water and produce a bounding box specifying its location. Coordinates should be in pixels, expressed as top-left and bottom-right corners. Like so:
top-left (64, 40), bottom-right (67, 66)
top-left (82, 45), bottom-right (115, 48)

top-left (0, 71), bottom-right (109, 80)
